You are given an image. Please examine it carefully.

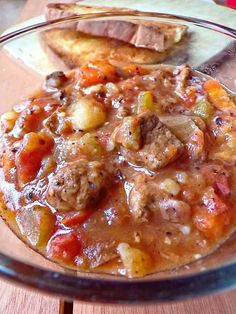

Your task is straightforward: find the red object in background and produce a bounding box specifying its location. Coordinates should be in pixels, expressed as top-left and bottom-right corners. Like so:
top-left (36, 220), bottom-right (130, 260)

top-left (227, 0), bottom-right (236, 8)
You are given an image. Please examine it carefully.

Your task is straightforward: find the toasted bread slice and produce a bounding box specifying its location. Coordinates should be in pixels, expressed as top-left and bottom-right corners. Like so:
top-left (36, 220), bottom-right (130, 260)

top-left (41, 28), bottom-right (171, 68)
top-left (45, 3), bottom-right (187, 52)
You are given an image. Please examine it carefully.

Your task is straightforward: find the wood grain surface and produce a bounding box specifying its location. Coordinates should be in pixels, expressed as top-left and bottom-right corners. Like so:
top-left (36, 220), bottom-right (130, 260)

top-left (1, 1), bottom-right (236, 313)
top-left (0, 280), bottom-right (59, 314)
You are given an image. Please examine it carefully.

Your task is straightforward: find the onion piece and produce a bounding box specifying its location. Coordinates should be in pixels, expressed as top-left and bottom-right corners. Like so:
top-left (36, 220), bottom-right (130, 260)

top-left (159, 115), bottom-right (200, 143)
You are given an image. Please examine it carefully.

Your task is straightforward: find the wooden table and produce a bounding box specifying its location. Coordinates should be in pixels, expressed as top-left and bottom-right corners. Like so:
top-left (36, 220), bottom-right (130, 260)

top-left (1, 1), bottom-right (236, 313)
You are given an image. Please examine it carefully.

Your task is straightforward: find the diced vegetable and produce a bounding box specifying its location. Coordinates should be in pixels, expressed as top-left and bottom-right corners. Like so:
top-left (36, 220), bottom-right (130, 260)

top-left (160, 115), bottom-right (205, 160)
top-left (79, 133), bottom-right (102, 156)
top-left (211, 130), bottom-right (236, 162)
top-left (16, 205), bottom-right (55, 247)
top-left (178, 225), bottom-right (191, 235)
top-left (105, 82), bottom-right (119, 94)
top-left (181, 86), bottom-right (197, 107)
top-left (37, 156), bottom-right (56, 179)
top-left (137, 91), bottom-right (155, 113)
top-left (204, 79), bottom-right (236, 112)
top-left (78, 61), bottom-right (116, 87)
top-left (15, 132), bottom-right (54, 184)
top-left (117, 243), bottom-right (152, 278)
top-left (160, 115), bottom-right (199, 143)
top-left (112, 116), bottom-right (141, 150)
top-left (83, 83), bottom-right (104, 95)
top-left (193, 99), bottom-right (214, 121)
top-left (13, 104), bottom-right (45, 137)
top-left (48, 232), bottom-right (81, 263)
top-left (61, 211), bottom-right (92, 227)
top-left (174, 27), bottom-right (185, 43)
top-left (0, 111), bottom-right (18, 133)
top-left (201, 164), bottom-right (230, 196)
top-left (193, 206), bottom-right (230, 237)
top-left (175, 171), bottom-right (188, 184)
top-left (68, 96), bottom-right (106, 131)
top-left (160, 178), bottom-right (180, 196)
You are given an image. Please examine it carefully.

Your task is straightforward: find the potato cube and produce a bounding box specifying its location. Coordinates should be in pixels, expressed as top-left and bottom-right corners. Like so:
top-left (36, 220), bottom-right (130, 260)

top-left (79, 133), bottom-right (102, 156)
top-left (117, 243), bottom-right (152, 278)
top-left (68, 96), bottom-right (106, 131)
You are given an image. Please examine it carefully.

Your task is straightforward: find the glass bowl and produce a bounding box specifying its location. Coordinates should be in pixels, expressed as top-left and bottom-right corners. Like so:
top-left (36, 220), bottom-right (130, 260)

top-left (0, 11), bottom-right (236, 304)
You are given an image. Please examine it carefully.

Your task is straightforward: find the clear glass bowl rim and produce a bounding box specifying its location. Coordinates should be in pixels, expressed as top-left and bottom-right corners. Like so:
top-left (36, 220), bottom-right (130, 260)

top-left (0, 11), bottom-right (236, 303)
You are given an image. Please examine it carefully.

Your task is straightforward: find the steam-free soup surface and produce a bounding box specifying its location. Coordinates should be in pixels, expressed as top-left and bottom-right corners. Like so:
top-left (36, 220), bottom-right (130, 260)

top-left (1, 62), bottom-right (236, 278)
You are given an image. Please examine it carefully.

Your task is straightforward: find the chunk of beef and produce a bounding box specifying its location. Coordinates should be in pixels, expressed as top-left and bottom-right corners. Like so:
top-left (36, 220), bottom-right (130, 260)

top-left (113, 112), bottom-right (183, 171)
top-left (129, 174), bottom-right (156, 222)
top-left (46, 159), bottom-right (107, 211)
top-left (129, 174), bottom-right (191, 223)
top-left (174, 64), bottom-right (191, 90)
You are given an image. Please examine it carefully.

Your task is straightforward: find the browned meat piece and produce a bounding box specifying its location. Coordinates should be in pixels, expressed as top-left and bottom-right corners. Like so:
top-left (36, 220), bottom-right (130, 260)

top-left (113, 112), bottom-right (183, 171)
top-left (129, 174), bottom-right (191, 223)
top-left (129, 174), bottom-right (156, 222)
top-left (174, 64), bottom-right (191, 90)
top-left (46, 159), bottom-right (107, 211)
top-left (45, 71), bottom-right (67, 89)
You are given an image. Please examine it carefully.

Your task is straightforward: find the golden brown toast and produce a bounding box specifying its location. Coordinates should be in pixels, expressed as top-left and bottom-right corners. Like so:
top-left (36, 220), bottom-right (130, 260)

top-left (45, 3), bottom-right (187, 52)
top-left (41, 28), bottom-right (171, 68)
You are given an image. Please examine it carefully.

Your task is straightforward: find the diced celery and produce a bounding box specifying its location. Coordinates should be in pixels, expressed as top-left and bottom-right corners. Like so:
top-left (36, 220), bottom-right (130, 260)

top-left (193, 100), bottom-right (214, 121)
top-left (16, 205), bottom-right (55, 248)
top-left (79, 133), bottom-right (102, 156)
top-left (137, 91), bottom-right (155, 113)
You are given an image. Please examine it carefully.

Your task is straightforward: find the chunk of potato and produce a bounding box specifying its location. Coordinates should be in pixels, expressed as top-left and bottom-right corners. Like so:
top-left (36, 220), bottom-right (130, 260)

top-left (79, 133), bottom-right (102, 156)
top-left (117, 243), bottom-right (152, 278)
top-left (16, 205), bottom-right (55, 248)
top-left (0, 110), bottom-right (18, 133)
top-left (68, 96), bottom-right (106, 131)
top-left (160, 178), bottom-right (180, 196)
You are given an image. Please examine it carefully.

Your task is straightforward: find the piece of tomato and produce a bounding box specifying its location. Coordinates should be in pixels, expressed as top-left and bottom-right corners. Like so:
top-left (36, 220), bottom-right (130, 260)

top-left (182, 86), bottom-right (197, 107)
top-left (78, 61), bottom-right (117, 87)
top-left (61, 211), bottom-right (92, 227)
top-left (201, 164), bottom-right (230, 196)
top-left (193, 206), bottom-right (230, 237)
top-left (48, 232), bottom-right (81, 263)
top-left (15, 132), bottom-right (54, 184)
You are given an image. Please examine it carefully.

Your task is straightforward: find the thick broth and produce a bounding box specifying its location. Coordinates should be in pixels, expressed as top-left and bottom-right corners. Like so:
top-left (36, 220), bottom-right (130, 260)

top-left (1, 62), bottom-right (236, 278)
